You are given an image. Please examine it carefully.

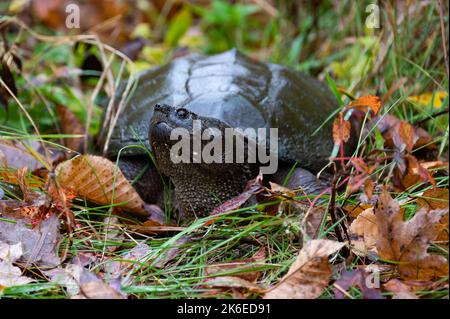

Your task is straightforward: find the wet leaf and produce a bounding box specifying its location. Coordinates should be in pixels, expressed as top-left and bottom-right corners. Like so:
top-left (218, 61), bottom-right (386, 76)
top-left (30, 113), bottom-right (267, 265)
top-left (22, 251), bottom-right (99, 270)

top-left (263, 239), bottom-right (344, 299)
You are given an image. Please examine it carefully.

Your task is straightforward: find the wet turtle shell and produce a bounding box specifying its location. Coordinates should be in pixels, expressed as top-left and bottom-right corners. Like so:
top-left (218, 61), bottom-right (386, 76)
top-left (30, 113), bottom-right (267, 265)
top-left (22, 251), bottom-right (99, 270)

top-left (104, 48), bottom-right (338, 172)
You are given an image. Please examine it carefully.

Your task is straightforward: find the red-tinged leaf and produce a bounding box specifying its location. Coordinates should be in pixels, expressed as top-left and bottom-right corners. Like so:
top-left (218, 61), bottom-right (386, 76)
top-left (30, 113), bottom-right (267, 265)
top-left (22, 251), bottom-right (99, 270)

top-left (209, 173), bottom-right (264, 217)
top-left (364, 178), bottom-right (374, 200)
top-left (350, 158), bottom-right (371, 174)
top-left (347, 95), bottom-right (382, 115)
top-left (332, 113), bottom-right (351, 145)
top-left (346, 173), bottom-right (370, 196)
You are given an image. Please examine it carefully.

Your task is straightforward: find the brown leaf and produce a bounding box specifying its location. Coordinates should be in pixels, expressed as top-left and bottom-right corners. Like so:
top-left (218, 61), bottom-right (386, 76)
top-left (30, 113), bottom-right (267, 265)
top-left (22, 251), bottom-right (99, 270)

top-left (263, 239), bottom-right (344, 299)
top-left (375, 187), bottom-right (448, 281)
top-left (332, 113), bottom-right (351, 145)
top-left (349, 207), bottom-right (378, 257)
top-left (54, 155), bottom-right (148, 217)
top-left (396, 121), bottom-right (415, 153)
top-left (347, 95), bottom-right (382, 115)
top-left (383, 279), bottom-right (418, 299)
top-left (416, 188), bottom-right (449, 241)
top-left (72, 280), bottom-right (125, 299)
top-left (204, 246), bottom-right (266, 283)
top-left (56, 105), bottom-right (84, 153)
top-left (304, 206), bottom-right (326, 239)
top-left (417, 188), bottom-right (449, 210)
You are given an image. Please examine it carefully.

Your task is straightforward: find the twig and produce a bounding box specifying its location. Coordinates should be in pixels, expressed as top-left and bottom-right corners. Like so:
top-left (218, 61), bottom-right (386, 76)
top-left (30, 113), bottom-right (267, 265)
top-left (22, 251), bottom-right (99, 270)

top-left (416, 107), bottom-right (449, 126)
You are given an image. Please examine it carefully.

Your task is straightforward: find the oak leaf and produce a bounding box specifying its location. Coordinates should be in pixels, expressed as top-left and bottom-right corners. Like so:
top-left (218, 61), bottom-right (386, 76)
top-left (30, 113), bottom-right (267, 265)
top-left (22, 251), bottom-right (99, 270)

top-left (375, 188), bottom-right (448, 281)
top-left (263, 239), bottom-right (344, 299)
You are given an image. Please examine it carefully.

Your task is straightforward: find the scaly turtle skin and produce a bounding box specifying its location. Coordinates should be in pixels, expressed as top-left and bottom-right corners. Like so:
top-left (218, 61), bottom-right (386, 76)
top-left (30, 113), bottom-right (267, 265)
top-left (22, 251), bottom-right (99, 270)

top-left (102, 49), bottom-right (342, 220)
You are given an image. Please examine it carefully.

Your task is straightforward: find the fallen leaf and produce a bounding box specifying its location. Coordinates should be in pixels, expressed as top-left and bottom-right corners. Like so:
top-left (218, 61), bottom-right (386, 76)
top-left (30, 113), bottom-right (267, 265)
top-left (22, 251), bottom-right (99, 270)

top-left (396, 121), bottom-right (415, 153)
top-left (0, 242), bottom-right (34, 287)
top-left (107, 242), bottom-right (151, 283)
top-left (0, 213), bottom-right (62, 267)
top-left (72, 280), bottom-right (125, 299)
top-left (203, 276), bottom-right (262, 292)
top-left (0, 140), bottom-right (46, 170)
top-left (375, 187), bottom-right (448, 281)
top-left (383, 279), bottom-right (418, 299)
top-left (333, 269), bottom-right (383, 299)
top-left (349, 207), bottom-right (378, 257)
top-left (408, 91), bottom-right (448, 109)
top-left (347, 95), bottom-right (382, 115)
top-left (56, 105), bottom-right (84, 153)
top-left (416, 188), bottom-right (449, 241)
top-left (332, 113), bottom-right (351, 145)
top-left (263, 239), bottom-right (344, 299)
top-left (102, 216), bottom-right (125, 253)
top-left (54, 155), bottom-right (149, 217)
top-left (204, 246), bottom-right (266, 283)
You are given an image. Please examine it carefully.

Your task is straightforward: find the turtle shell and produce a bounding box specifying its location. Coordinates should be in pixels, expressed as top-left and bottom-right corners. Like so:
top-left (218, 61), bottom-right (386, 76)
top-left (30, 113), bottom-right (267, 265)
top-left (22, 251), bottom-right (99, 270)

top-left (104, 49), bottom-right (338, 172)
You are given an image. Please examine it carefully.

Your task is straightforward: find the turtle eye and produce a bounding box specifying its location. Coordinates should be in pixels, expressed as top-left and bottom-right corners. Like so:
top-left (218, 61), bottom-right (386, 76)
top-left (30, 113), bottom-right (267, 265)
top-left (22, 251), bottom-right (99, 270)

top-left (176, 108), bottom-right (189, 119)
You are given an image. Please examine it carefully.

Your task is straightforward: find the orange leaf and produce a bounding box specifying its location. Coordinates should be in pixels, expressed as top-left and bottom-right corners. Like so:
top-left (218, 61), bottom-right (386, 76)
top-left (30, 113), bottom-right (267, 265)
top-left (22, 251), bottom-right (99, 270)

top-left (347, 95), bottom-right (382, 115)
top-left (398, 121), bottom-right (415, 153)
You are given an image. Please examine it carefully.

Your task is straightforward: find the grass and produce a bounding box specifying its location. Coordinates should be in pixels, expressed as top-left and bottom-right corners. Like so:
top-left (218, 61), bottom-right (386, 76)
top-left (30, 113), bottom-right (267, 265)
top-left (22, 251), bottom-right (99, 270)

top-left (0, 1), bottom-right (448, 299)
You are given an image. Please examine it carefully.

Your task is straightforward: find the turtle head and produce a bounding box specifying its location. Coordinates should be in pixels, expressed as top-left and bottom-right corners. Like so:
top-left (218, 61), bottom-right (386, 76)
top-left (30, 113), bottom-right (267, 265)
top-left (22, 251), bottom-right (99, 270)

top-left (149, 104), bottom-right (258, 219)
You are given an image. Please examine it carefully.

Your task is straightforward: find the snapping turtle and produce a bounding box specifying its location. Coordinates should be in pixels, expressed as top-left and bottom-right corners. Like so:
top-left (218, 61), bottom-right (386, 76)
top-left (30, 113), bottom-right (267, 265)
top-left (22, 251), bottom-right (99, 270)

top-left (103, 49), bottom-right (342, 220)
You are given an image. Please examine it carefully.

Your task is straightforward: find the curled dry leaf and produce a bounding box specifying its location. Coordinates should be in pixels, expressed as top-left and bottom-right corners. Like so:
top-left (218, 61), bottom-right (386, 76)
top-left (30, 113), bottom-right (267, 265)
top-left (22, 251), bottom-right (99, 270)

top-left (55, 155), bottom-right (148, 217)
top-left (375, 187), bottom-right (448, 281)
top-left (263, 239), bottom-right (344, 299)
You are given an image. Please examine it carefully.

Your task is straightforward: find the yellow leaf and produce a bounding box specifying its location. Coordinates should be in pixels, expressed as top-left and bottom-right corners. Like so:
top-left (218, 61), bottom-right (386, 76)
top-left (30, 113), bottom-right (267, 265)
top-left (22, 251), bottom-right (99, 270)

top-left (407, 91), bottom-right (448, 109)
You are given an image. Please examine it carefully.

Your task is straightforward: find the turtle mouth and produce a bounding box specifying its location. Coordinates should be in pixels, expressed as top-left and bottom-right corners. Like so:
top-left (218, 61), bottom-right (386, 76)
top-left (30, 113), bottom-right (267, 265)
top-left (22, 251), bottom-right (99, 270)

top-left (151, 121), bottom-right (172, 141)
